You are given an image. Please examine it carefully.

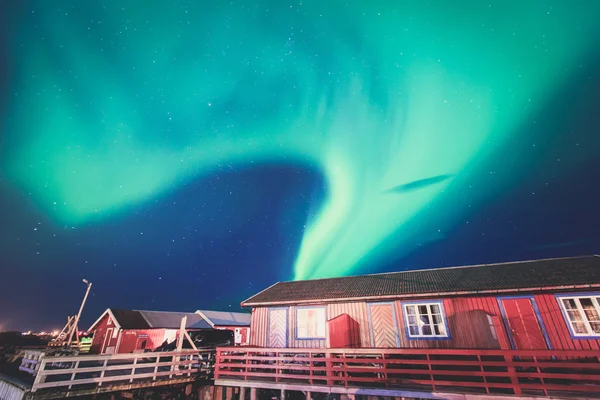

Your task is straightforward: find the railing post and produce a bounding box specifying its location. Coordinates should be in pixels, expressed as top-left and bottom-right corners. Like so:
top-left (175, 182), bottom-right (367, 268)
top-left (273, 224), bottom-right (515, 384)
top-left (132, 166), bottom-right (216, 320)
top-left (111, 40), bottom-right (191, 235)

top-left (533, 355), bottom-right (548, 396)
top-left (381, 351), bottom-right (388, 388)
top-left (505, 353), bottom-right (522, 396)
top-left (68, 360), bottom-right (80, 389)
top-left (99, 358), bottom-right (108, 386)
top-left (169, 353), bottom-right (175, 379)
top-left (130, 356), bottom-right (138, 382)
top-left (326, 350), bottom-right (333, 386)
top-left (153, 355), bottom-right (160, 381)
top-left (31, 358), bottom-right (47, 392)
top-left (275, 350), bottom-right (280, 383)
top-left (477, 355), bottom-right (489, 394)
top-left (244, 350), bottom-right (249, 381)
top-left (426, 353), bottom-right (436, 392)
top-left (342, 351), bottom-right (348, 387)
top-left (309, 351), bottom-right (313, 385)
top-left (188, 353), bottom-right (194, 377)
top-left (214, 349), bottom-right (221, 380)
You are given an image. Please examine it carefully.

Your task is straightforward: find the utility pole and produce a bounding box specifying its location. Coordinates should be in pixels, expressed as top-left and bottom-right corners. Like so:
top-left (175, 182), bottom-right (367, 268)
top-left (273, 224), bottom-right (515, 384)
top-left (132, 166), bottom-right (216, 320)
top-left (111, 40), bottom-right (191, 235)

top-left (67, 279), bottom-right (92, 347)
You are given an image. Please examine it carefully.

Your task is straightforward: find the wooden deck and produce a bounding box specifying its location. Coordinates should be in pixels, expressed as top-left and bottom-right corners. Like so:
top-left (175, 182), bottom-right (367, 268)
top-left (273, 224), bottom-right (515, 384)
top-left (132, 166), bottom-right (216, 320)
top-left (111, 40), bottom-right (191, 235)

top-left (3, 349), bottom-right (216, 399)
top-left (214, 347), bottom-right (600, 398)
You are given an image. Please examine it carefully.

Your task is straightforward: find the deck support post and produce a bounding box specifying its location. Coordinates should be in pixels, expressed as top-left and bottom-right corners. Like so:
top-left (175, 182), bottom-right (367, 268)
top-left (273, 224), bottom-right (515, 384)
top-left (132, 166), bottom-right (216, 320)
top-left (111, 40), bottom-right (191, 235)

top-left (226, 386), bottom-right (233, 400)
top-left (306, 391), bottom-right (311, 400)
top-left (240, 386), bottom-right (246, 400)
top-left (214, 385), bottom-right (223, 400)
top-left (250, 387), bottom-right (257, 400)
top-left (280, 388), bottom-right (285, 400)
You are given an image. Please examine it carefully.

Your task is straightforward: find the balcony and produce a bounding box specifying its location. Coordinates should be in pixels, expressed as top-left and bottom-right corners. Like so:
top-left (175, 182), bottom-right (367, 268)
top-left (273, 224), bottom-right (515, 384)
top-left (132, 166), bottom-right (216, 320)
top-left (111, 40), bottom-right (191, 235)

top-left (214, 347), bottom-right (600, 398)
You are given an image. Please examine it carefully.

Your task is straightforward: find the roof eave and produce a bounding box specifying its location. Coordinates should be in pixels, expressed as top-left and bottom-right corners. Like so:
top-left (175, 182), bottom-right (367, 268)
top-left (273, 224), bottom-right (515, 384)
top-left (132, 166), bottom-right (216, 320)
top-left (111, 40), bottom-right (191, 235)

top-left (241, 283), bottom-right (600, 307)
top-left (88, 308), bottom-right (121, 332)
top-left (240, 281), bottom-right (281, 306)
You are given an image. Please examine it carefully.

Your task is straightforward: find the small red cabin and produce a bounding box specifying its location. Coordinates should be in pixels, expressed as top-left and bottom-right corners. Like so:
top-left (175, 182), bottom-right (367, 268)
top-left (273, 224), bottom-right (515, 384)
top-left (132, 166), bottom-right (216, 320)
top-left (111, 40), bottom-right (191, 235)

top-left (88, 308), bottom-right (250, 354)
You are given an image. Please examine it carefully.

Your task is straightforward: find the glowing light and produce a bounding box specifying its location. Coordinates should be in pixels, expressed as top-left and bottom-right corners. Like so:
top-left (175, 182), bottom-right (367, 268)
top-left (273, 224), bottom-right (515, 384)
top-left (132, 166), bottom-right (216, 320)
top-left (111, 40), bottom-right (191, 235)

top-left (3, 1), bottom-right (600, 280)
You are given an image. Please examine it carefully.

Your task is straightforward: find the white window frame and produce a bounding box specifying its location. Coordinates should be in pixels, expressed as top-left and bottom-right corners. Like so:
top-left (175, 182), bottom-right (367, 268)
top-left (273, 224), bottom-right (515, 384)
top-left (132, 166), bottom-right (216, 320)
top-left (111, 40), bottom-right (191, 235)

top-left (557, 294), bottom-right (600, 337)
top-left (295, 306), bottom-right (326, 340)
top-left (402, 301), bottom-right (450, 339)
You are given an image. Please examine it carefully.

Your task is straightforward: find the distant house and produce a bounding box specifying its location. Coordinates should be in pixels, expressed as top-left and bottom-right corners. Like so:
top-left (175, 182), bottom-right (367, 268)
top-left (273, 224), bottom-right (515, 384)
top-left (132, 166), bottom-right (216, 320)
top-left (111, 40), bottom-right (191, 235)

top-left (88, 309), bottom-right (210, 354)
top-left (241, 255), bottom-right (600, 350)
top-left (196, 310), bottom-right (251, 345)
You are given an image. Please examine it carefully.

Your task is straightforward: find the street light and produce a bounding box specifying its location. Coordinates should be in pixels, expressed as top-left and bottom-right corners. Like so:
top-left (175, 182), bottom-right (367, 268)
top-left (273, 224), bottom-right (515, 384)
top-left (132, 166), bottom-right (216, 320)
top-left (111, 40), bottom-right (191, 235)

top-left (66, 279), bottom-right (92, 347)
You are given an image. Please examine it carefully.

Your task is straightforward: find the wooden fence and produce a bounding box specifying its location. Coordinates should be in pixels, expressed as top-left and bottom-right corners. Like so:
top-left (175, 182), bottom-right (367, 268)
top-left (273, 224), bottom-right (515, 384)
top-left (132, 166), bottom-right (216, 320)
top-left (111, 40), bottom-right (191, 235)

top-left (214, 347), bottom-right (600, 397)
top-left (31, 349), bottom-right (214, 392)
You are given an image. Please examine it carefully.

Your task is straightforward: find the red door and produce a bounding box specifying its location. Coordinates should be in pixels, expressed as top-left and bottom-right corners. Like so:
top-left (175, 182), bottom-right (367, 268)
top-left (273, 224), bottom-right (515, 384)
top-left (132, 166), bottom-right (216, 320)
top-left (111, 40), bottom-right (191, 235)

top-left (501, 298), bottom-right (548, 350)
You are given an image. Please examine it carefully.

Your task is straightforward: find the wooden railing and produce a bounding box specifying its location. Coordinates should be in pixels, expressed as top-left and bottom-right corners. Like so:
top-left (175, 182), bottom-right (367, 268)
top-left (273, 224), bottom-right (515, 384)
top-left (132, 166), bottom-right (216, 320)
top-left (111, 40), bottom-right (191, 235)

top-left (31, 350), bottom-right (214, 392)
top-left (214, 347), bottom-right (600, 397)
top-left (19, 349), bottom-right (46, 375)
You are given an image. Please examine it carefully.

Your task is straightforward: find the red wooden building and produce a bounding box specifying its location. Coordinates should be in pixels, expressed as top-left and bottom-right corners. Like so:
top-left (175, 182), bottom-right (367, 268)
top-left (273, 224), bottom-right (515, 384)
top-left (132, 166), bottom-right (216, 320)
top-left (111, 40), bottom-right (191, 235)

top-left (196, 310), bottom-right (251, 345)
top-left (88, 309), bottom-right (211, 354)
top-left (215, 255), bottom-right (600, 398)
top-left (88, 308), bottom-right (250, 354)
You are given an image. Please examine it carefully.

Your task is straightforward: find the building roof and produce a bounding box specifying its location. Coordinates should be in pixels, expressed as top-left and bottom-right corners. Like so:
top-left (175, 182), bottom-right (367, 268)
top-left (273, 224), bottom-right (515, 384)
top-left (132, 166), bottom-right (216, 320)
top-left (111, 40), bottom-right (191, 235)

top-left (110, 309), bottom-right (150, 329)
top-left (195, 310), bottom-right (251, 327)
top-left (137, 310), bottom-right (211, 329)
top-left (242, 255), bottom-right (600, 306)
top-left (89, 309), bottom-right (212, 331)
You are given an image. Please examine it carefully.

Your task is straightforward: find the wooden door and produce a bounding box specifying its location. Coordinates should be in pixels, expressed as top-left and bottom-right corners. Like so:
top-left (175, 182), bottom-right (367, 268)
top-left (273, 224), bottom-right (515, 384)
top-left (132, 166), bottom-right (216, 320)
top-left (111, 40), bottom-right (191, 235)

top-left (501, 298), bottom-right (548, 350)
top-left (268, 308), bottom-right (288, 347)
top-left (368, 303), bottom-right (400, 348)
top-left (102, 328), bottom-right (113, 354)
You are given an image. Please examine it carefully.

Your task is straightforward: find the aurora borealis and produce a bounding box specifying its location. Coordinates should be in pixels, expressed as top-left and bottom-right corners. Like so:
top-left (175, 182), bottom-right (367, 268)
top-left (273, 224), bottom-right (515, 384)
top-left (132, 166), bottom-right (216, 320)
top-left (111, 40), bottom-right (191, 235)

top-left (1, 1), bottom-right (600, 330)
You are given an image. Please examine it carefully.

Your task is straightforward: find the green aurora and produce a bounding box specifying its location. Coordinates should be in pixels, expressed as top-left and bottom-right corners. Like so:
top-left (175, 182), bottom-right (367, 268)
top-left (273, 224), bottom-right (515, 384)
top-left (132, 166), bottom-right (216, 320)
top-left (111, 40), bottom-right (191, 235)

top-left (4, 1), bottom-right (600, 280)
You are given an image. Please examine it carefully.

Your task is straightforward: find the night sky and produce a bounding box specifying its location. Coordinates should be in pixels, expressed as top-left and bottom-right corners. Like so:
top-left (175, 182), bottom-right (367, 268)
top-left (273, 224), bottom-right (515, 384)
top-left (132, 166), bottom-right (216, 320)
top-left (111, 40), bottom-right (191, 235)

top-left (1, 1), bottom-right (599, 332)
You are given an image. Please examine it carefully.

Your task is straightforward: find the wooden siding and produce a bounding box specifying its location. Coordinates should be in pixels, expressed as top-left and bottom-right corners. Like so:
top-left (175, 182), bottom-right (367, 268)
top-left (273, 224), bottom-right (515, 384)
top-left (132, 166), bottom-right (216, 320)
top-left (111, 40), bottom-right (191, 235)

top-left (535, 293), bottom-right (600, 350)
top-left (90, 314), bottom-right (118, 354)
top-left (248, 290), bottom-right (600, 351)
top-left (116, 329), bottom-right (167, 353)
top-left (327, 301), bottom-right (371, 347)
top-left (394, 296), bottom-right (509, 349)
top-left (249, 308), bottom-right (267, 347)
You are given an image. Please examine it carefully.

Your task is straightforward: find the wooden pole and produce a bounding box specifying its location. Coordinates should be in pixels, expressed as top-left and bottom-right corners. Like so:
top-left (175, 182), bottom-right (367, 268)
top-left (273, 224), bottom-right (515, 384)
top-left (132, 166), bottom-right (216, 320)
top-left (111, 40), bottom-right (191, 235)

top-left (177, 316), bottom-right (187, 352)
top-left (67, 280), bottom-right (92, 347)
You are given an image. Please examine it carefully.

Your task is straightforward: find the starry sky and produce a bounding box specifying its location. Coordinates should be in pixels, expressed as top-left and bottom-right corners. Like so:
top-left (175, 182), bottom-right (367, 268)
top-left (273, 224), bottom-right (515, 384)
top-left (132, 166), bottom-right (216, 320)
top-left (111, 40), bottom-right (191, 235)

top-left (1, 0), bottom-right (599, 332)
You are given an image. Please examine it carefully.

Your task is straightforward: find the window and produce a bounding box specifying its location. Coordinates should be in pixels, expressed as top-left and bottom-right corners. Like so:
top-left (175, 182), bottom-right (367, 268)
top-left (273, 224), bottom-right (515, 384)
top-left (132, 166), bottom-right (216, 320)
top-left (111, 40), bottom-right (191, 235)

top-left (558, 295), bottom-right (600, 337)
top-left (403, 302), bottom-right (449, 339)
top-left (296, 307), bottom-right (326, 339)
